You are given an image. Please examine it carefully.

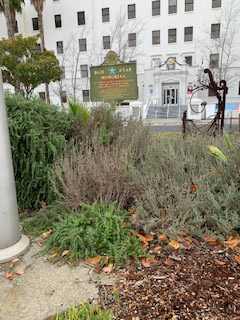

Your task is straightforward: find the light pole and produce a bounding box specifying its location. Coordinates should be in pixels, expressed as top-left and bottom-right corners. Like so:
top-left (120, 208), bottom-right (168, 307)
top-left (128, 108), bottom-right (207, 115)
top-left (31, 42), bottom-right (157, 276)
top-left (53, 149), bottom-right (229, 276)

top-left (0, 70), bottom-right (30, 263)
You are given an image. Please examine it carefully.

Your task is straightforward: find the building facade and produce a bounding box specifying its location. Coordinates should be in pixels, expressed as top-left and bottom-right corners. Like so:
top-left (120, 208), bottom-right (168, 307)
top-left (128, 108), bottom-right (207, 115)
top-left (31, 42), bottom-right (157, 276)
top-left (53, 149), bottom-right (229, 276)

top-left (0, 0), bottom-right (240, 117)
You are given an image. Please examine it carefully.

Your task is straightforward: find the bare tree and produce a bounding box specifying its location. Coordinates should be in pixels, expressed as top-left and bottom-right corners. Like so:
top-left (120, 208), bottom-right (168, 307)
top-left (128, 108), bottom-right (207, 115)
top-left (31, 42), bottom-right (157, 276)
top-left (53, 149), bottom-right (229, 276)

top-left (197, 0), bottom-right (240, 83)
top-left (110, 9), bottom-right (146, 62)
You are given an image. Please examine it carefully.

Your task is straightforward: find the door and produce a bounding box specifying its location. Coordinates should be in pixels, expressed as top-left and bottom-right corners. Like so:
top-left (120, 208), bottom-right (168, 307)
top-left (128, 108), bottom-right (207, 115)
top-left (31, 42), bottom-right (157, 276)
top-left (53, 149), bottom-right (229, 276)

top-left (162, 84), bottom-right (179, 106)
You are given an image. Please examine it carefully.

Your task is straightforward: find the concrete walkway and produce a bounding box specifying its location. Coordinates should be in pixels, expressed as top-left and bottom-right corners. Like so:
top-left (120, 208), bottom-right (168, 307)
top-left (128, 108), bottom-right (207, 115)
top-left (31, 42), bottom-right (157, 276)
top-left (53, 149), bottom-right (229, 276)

top-left (0, 242), bottom-right (113, 320)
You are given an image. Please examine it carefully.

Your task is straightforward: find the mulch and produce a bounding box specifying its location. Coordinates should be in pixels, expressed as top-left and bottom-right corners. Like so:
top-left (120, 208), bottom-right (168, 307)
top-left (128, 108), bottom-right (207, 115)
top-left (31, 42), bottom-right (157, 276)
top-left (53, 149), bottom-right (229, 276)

top-left (98, 238), bottom-right (240, 320)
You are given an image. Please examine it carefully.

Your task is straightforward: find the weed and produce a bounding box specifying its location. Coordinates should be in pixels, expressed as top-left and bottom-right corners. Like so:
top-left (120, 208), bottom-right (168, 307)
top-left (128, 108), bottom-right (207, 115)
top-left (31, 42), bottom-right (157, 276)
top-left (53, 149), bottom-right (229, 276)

top-left (52, 302), bottom-right (112, 320)
top-left (47, 202), bottom-right (144, 265)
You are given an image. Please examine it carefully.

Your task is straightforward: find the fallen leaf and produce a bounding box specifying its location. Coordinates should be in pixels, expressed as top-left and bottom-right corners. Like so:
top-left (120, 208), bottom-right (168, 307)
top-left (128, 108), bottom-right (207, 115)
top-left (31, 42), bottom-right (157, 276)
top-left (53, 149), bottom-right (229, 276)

top-left (134, 231), bottom-right (149, 247)
top-left (8, 263), bottom-right (14, 269)
top-left (158, 234), bottom-right (167, 241)
top-left (6, 272), bottom-right (14, 280)
top-left (132, 213), bottom-right (138, 220)
top-left (224, 238), bottom-right (240, 250)
top-left (233, 255), bottom-right (240, 264)
top-left (142, 257), bottom-right (152, 268)
top-left (37, 241), bottom-right (43, 247)
top-left (169, 240), bottom-right (180, 250)
top-left (141, 241), bottom-right (149, 248)
top-left (48, 253), bottom-right (57, 259)
top-left (53, 247), bottom-right (59, 253)
top-left (102, 256), bottom-right (109, 265)
top-left (215, 259), bottom-right (225, 266)
top-left (152, 246), bottom-right (162, 254)
top-left (128, 208), bottom-right (134, 212)
top-left (12, 258), bottom-right (19, 264)
top-left (165, 258), bottom-right (173, 266)
top-left (126, 273), bottom-right (143, 280)
top-left (61, 250), bottom-right (70, 257)
top-left (102, 264), bottom-right (114, 274)
top-left (189, 183), bottom-right (197, 192)
top-left (203, 235), bottom-right (222, 248)
top-left (191, 238), bottom-right (201, 247)
top-left (16, 270), bottom-right (25, 275)
top-left (85, 256), bottom-right (101, 265)
top-left (40, 230), bottom-right (52, 239)
top-left (144, 234), bottom-right (154, 241)
top-left (67, 261), bottom-right (72, 267)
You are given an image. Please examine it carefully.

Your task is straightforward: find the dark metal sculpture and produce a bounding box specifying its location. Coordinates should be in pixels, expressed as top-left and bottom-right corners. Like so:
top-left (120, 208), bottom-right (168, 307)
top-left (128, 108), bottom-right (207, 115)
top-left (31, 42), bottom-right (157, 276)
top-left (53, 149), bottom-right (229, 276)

top-left (186, 68), bottom-right (228, 135)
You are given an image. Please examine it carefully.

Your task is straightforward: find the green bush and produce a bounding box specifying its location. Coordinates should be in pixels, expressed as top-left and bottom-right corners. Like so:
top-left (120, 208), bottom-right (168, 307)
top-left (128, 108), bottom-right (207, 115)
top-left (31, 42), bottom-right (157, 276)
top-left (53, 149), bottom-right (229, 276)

top-left (70, 103), bottom-right (124, 145)
top-left (47, 202), bottom-right (143, 265)
top-left (53, 124), bottom-right (240, 237)
top-left (6, 93), bottom-right (73, 209)
top-left (52, 303), bottom-right (112, 320)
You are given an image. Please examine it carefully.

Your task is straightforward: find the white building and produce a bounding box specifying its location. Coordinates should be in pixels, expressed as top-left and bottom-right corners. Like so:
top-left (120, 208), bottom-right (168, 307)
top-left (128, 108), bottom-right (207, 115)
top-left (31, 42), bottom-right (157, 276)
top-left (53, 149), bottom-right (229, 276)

top-left (0, 0), bottom-right (240, 118)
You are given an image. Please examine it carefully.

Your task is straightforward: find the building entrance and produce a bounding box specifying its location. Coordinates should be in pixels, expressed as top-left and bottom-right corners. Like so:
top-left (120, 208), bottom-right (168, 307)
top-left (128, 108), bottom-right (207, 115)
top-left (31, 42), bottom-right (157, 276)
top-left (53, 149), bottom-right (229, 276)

top-left (162, 84), bottom-right (179, 106)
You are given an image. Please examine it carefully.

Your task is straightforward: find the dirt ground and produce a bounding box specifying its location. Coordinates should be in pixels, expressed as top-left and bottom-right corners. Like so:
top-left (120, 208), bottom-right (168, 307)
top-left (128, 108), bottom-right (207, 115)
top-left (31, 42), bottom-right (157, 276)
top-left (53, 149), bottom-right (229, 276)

top-left (98, 236), bottom-right (240, 320)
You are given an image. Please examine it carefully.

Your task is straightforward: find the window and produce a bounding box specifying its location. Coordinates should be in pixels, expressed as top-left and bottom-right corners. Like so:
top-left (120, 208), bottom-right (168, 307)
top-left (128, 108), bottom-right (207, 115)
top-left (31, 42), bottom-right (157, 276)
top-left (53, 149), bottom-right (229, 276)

top-left (185, 0), bottom-right (194, 11)
top-left (35, 43), bottom-right (41, 51)
top-left (211, 23), bottom-right (220, 39)
top-left (55, 14), bottom-right (62, 28)
top-left (128, 33), bottom-right (136, 47)
top-left (102, 8), bottom-right (110, 22)
top-left (169, 0), bottom-right (177, 14)
top-left (60, 66), bottom-right (65, 79)
top-left (184, 27), bottom-right (193, 42)
top-left (210, 54), bottom-right (219, 68)
top-left (212, 0), bottom-right (221, 8)
top-left (32, 17), bottom-right (39, 31)
top-left (103, 36), bottom-right (111, 49)
top-left (61, 91), bottom-right (67, 104)
top-left (80, 65), bottom-right (88, 77)
top-left (239, 82), bottom-right (240, 95)
top-left (77, 11), bottom-right (85, 25)
top-left (39, 92), bottom-right (46, 101)
top-left (168, 28), bottom-right (177, 43)
top-left (56, 41), bottom-right (64, 54)
top-left (79, 38), bottom-right (87, 52)
top-left (83, 90), bottom-right (90, 102)
top-left (185, 56), bottom-right (192, 66)
top-left (152, 30), bottom-right (160, 45)
top-left (128, 4), bottom-right (136, 19)
top-left (14, 20), bottom-right (18, 33)
top-left (152, 0), bottom-right (160, 16)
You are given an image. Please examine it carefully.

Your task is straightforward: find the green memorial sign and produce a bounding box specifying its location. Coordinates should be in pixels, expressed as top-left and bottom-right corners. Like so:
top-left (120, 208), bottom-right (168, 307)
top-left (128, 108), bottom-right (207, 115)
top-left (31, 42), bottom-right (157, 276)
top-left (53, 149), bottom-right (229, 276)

top-left (90, 51), bottom-right (138, 102)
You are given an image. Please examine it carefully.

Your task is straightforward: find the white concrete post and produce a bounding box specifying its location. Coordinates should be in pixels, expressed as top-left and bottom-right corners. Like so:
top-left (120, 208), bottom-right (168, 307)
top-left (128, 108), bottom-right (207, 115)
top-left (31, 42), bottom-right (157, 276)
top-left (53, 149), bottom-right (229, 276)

top-left (0, 70), bottom-right (30, 263)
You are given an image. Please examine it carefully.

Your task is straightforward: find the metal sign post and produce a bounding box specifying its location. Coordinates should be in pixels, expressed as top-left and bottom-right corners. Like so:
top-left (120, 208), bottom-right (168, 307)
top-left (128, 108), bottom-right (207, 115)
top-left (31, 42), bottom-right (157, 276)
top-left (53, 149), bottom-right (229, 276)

top-left (0, 70), bottom-right (30, 263)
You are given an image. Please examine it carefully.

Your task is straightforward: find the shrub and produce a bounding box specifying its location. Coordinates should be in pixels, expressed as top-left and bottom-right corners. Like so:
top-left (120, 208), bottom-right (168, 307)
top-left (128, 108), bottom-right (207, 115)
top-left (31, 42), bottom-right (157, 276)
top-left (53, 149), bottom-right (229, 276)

top-left (53, 123), bottom-right (240, 237)
top-left (70, 103), bottom-right (124, 145)
top-left (53, 121), bottom-right (149, 210)
top-left (47, 202), bottom-right (143, 265)
top-left (51, 303), bottom-right (112, 320)
top-left (6, 93), bottom-right (73, 209)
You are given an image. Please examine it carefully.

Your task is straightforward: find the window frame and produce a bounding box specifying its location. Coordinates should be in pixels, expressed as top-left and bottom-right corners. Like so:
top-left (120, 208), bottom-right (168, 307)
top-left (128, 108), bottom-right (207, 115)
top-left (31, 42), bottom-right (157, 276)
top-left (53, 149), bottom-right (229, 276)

top-left (128, 33), bottom-right (136, 47)
top-left (212, 0), bottom-right (221, 8)
top-left (82, 90), bottom-right (90, 102)
top-left (56, 41), bottom-right (64, 54)
top-left (79, 38), bottom-right (87, 52)
top-left (77, 11), bottom-right (85, 25)
top-left (128, 4), bottom-right (136, 19)
top-left (169, 0), bottom-right (177, 14)
top-left (152, 0), bottom-right (160, 16)
top-left (54, 14), bottom-right (62, 28)
top-left (152, 30), bottom-right (160, 45)
top-left (211, 23), bottom-right (220, 39)
top-left (210, 53), bottom-right (219, 68)
top-left (80, 64), bottom-right (88, 78)
top-left (168, 28), bottom-right (177, 43)
top-left (102, 7), bottom-right (110, 22)
top-left (185, 0), bottom-right (194, 12)
top-left (32, 17), bottom-right (39, 31)
top-left (184, 26), bottom-right (193, 42)
top-left (103, 36), bottom-right (111, 50)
